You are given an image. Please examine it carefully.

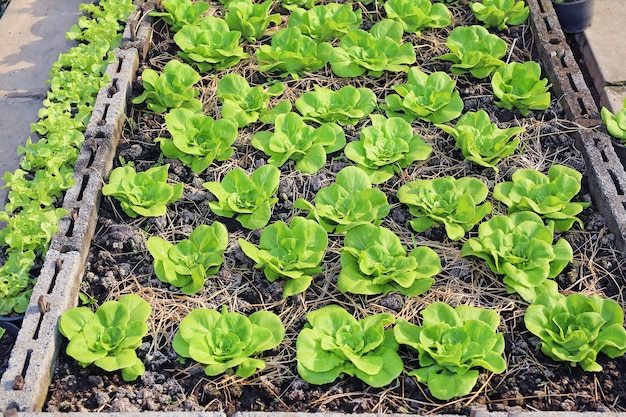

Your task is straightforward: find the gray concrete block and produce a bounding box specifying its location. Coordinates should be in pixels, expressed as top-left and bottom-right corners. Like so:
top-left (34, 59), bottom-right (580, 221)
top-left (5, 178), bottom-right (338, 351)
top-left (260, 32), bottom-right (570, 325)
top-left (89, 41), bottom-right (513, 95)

top-left (529, 0), bottom-right (626, 251)
top-left (121, 1), bottom-right (154, 60)
top-left (48, 171), bottom-right (102, 255)
top-left (576, 130), bottom-right (626, 250)
top-left (0, 249), bottom-right (85, 412)
top-left (85, 48), bottom-right (140, 141)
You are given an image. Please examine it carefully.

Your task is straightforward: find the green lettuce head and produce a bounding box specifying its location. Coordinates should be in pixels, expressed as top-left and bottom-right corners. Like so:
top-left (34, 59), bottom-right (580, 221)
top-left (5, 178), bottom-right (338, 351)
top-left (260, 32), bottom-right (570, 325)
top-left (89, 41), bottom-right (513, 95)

top-left (395, 302), bottom-right (506, 400)
top-left (296, 304), bottom-right (403, 387)
top-left (58, 294), bottom-right (151, 381)
top-left (173, 306), bottom-right (285, 377)
top-left (525, 292), bottom-right (626, 372)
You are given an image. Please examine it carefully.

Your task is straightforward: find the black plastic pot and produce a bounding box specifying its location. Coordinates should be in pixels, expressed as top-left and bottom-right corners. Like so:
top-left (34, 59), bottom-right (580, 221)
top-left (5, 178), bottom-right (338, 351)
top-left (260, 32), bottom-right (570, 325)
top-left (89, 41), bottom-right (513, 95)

top-left (0, 313), bottom-right (24, 324)
top-left (0, 321), bottom-right (19, 339)
top-left (552, 0), bottom-right (595, 34)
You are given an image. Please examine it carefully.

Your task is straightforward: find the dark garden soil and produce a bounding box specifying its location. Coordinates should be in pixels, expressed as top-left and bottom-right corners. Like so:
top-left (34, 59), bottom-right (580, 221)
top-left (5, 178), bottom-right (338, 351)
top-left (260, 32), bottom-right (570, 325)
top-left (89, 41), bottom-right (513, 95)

top-left (45, 0), bottom-right (626, 414)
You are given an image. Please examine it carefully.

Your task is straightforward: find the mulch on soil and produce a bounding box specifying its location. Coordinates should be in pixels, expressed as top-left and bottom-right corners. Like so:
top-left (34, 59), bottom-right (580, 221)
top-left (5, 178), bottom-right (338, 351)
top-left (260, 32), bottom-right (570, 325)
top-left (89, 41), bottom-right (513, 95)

top-left (45, 0), bottom-right (626, 414)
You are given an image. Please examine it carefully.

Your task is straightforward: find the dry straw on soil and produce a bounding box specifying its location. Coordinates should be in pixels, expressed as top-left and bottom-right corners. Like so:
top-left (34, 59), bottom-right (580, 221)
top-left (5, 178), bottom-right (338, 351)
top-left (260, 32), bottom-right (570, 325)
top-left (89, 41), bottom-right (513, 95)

top-left (47, 0), bottom-right (626, 414)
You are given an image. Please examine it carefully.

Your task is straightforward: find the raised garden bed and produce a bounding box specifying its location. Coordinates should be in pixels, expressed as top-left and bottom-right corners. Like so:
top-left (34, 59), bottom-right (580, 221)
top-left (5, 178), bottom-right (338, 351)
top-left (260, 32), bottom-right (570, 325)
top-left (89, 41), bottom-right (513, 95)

top-left (2, 0), bottom-right (626, 415)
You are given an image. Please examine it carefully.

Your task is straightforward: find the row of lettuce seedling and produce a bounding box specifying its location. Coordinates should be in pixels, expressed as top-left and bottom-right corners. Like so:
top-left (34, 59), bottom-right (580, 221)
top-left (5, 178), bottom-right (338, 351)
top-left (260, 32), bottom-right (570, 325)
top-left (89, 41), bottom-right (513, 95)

top-left (0, 0), bottom-right (136, 316)
top-left (55, 0), bottom-right (626, 403)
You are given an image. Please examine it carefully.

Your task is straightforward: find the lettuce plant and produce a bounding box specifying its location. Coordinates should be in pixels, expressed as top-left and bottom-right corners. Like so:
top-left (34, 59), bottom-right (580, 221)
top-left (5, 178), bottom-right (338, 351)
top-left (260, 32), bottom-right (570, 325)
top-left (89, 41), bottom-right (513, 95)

top-left (0, 250), bottom-right (36, 316)
top-left (344, 115), bottom-right (432, 184)
top-left (491, 61), bottom-right (551, 116)
top-left (173, 306), bottom-right (285, 377)
top-left (394, 303), bottom-right (507, 400)
top-left (150, 0), bottom-right (209, 32)
top-left (601, 97), bottom-right (626, 142)
top-left (156, 108), bottom-right (238, 173)
top-left (437, 25), bottom-right (507, 78)
top-left (174, 17), bottom-right (249, 72)
top-left (287, 3), bottom-right (362, 41)
top-left (132, 60), bottom-right (202, 114)
top-left (0, 203), bottom-right (67, 254)
top-left (294, 166), bottom-right (391, 233)
top-left (296, 304), bottom-right (403, 387)
top-left (338, 224), bottom-right (440, 296)
top-left (146, 222), bottom-right (228, 295)
top-left (383, 68), bottom-right (464, 123)
top-left (525, 292), bottom-right (626, 372)
top-left (251, 112), bottom-right (345, 174)
top-left (282, 0), bottom-right (315, 11)
top-left (397, 176), bottom-right (491, 241)
top-left (256, 26), bottom-right (333, 79)
top-left (3, 166), bottom-right (75, 213)
top-left (470, 0), bottom-right (529, 30)
top-left (225, 0), bottom-right (281, 43)
top-left (436, 109), bottom-right (524, 171)
top-left (295, 84), bottom-right (376, 126)
top-left (461, 211), bottom-right (573, 303)
top-left (203, 164), bottom-right (280, 230)
top-left (238, 217), bottom-right (327, 297)
top-left (383, 0), bottom-right (451, 35)
top-left (329, 19), bottom-right (417, 78)
top-left (58, 294), bottom-right (151, 381)
top-left (493, 164), bottom-right (589, 231)
top-left (101, 164), bottom-right (183, 218)
top-left (217, 74), bottom-right (290, 128)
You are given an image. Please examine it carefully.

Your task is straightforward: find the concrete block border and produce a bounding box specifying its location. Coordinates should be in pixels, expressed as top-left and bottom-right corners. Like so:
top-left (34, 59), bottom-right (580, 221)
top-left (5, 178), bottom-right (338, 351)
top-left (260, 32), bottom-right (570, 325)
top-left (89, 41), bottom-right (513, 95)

top-left (1, 0), bottom-right (626, 415)
top-left (528, 0), bottom-right (626, 250)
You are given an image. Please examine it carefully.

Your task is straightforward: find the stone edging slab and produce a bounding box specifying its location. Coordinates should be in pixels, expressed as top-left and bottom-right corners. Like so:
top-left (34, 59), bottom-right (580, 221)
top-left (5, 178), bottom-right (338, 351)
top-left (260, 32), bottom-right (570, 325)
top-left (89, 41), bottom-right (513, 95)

top-left (1, 0), bottom-right (626, 415)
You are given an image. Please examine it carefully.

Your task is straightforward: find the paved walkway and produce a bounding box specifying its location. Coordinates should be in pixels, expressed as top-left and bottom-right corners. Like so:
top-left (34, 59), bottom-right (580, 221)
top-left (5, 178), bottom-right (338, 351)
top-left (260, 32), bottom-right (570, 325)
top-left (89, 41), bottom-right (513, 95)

top-left (0, 0), bottom-right (84, 209)
top-left (0, 0), bottom-right (624, 213)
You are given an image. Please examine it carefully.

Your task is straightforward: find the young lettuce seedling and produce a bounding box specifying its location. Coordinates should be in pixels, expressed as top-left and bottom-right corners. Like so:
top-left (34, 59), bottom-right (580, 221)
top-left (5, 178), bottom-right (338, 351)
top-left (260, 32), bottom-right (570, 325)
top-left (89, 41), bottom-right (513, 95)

top-left (295, 84), bottom-right (376, 126)
top-left (147, 222), bottom-right (228, 295)
top-left (150, 0), bottom-right (209, 32)
top-left (288, 3), bottom-right (362, 41)
top-left (132, 60), bottom-right (202, 114)
top-left (296, 304), bottom-right (403, 387)
top-left (225, 0), bottom-right (281, 43)
top-left (238, 217), bottom-right (327, 297)
top-left (217, 74), bottom-right (290, 128)
top-left (491, 61), bottom-right (551, 116)
top-left (384, 0), bottom-right (451, 35)
top-left (345, 114), bottom-right (432, 184)
top-left (329, 19), bottom-right (416, 78)
top-left (437, 25), bottom-right (507, 78)
top-left (0, 250), bottom-right (36, 316)
top-left (294, 166), bottom-right (391, 233)
top-left (203, 164), bottom-right (280, 230)
top-left (338, 223), bottom-right (440, 296)
top-left (174, 16), bottom-right (249, 72)
top-left (251, 112), bottom-right (346, 174)
top-left (58, 294), bottom-right (152, 382)
top-left (256, 26), bottom-right (333, 79)
top-left (600, 96), bottom-right (626, 141)
top-left (435, 109), bottom-right (524, 172)
top-left (397, 176), bottom-right (491, 241)
top-left (101, 164), bottom-right (183, 218)
top-left (394, 302), bottom-right (507, 400)
top-left (493, 164), bottom-right (589, 231)
top-left (525, 292), bottom-right (626, 372)
top-left (173, 306), bottom-right (285, 377)
top-left (461, 211), bottom-right (573, 303)
top-left (383, 67), bottom-right (464, 123)
top-left (156, 108), bottom-right (238, 174)
top-left (470, 0), bottom-right (529, 31)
